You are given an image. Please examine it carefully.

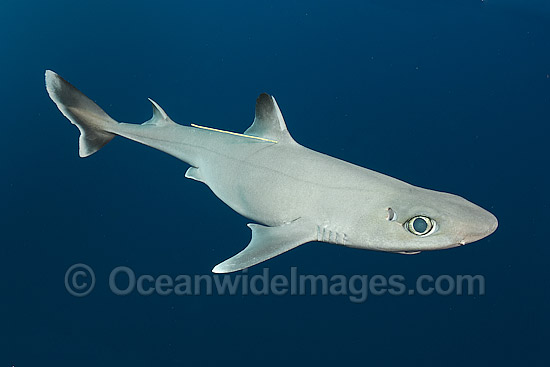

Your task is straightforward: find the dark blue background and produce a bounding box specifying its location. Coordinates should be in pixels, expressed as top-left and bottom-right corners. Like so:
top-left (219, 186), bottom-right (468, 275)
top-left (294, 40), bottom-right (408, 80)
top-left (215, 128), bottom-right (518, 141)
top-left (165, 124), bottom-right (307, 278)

top-left (2, 0), bottom-right (549, 365)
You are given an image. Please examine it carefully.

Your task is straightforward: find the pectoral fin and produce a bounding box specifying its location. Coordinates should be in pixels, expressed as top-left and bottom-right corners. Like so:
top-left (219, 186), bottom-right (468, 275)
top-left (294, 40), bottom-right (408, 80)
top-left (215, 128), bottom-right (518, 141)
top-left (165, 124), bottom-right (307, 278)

top-left (212, 218), bottom-right (315, 273)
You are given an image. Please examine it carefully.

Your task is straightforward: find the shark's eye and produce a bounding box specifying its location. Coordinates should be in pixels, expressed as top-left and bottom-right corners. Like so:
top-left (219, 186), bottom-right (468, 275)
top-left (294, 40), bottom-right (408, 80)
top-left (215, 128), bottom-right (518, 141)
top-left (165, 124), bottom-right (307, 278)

top-left (405, 216), bottom-right (436, 236)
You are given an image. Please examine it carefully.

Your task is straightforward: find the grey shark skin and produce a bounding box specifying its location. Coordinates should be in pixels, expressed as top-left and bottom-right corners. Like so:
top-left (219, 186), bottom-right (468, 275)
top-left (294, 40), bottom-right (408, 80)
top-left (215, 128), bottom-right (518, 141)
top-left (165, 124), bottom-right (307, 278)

top-left (45, 70), bottom-right (498, 273)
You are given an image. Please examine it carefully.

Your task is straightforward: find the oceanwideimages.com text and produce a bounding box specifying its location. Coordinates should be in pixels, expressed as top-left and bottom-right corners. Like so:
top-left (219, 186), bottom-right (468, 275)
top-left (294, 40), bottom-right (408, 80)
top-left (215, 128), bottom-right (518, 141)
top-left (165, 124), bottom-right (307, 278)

top-left (65, 264), bottom-right (485, 303)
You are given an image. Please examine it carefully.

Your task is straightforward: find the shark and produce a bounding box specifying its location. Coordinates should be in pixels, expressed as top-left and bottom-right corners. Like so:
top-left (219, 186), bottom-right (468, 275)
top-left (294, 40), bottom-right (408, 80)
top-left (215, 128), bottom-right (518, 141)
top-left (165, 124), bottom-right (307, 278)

top-left (45, 70), bottom-right (498, 273)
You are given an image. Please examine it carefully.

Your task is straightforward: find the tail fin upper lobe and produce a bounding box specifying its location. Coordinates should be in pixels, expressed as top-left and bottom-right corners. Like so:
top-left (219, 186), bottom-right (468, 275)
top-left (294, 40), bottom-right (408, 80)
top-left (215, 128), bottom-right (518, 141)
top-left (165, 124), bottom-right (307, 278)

top-left (45, 70), bottom-right (116, 157)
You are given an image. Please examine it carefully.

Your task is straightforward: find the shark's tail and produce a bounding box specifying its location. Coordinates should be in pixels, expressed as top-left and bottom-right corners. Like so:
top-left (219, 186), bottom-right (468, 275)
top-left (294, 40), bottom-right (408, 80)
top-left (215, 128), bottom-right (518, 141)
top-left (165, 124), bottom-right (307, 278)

top-left (45, 70), bottom-right (117, 157)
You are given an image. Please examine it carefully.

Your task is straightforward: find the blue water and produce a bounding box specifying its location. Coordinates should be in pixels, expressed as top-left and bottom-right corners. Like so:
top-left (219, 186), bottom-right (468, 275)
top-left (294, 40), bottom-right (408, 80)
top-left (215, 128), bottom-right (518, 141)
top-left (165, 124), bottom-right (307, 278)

top-left (2, 0), bottom-right (549, 365)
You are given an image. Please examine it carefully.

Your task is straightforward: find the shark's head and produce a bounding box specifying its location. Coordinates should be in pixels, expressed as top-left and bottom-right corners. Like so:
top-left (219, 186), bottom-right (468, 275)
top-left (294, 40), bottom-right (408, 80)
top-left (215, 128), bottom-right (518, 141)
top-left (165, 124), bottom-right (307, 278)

top-left (351, 185), bottom-right (498, 253)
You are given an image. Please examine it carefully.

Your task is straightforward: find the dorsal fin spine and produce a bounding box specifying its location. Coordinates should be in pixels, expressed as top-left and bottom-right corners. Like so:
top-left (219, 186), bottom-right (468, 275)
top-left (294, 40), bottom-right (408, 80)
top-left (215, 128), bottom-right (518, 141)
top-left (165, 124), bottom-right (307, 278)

top-left (272, 97), bottom-right (287, 131)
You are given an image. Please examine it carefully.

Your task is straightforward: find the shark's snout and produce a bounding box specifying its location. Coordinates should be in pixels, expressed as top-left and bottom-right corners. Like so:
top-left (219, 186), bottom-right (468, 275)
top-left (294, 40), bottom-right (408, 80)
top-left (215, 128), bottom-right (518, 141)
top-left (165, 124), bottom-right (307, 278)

top-left (462, 209), bottom-right (498, 245)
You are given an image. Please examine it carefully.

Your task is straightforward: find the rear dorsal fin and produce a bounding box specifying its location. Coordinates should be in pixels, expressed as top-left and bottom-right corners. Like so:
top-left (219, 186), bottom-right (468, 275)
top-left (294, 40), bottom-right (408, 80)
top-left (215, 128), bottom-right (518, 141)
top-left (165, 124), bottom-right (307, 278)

top-left (142, 98), bottom-right (176, 127)
top-left (244, 93), bottom-right (296, 144)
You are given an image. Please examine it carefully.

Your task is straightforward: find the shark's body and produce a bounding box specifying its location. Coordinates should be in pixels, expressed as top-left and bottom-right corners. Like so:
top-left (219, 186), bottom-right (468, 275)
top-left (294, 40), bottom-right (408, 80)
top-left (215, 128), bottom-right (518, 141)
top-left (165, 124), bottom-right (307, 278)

top-left (45, 70), bottom-right (498, 273)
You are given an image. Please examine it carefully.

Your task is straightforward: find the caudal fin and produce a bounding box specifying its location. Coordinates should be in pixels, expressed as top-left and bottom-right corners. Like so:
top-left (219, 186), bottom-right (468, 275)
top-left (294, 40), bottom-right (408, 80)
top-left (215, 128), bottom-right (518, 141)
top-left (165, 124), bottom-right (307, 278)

top-left (45, 70), bottom-right (117, 157)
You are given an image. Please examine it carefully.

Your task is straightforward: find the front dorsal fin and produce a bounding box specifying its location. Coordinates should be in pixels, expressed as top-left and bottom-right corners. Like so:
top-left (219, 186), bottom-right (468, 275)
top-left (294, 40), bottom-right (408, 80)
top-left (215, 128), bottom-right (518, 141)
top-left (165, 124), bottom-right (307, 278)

top-left (244, 93), bottom-right (296, 144)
